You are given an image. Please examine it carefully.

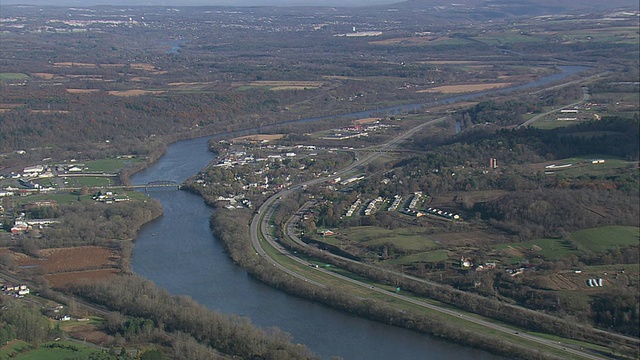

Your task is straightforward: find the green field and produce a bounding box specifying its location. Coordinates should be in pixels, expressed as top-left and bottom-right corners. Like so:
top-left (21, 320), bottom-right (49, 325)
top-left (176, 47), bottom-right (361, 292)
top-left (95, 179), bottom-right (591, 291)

top-left (555, 27), bottom-right (639, 44)
top-left (532, 119), bottom-right (579, 130)
top-left (84, 158), bottom-right (142, 173)
top-left (339, 226), bottom-right (437, 251)
top-left (0, 340), bottom-right (102, 360)
top-left (67, 177), bottom-right (114, 187)
top-left (570, 226), bottom-right (639, 252)
top-left (392, 249), bottom-right (451, 264)
top-left (475, 33), bottom-right (545, 45)
top-left (15, 193), bottom-right (84, 206)
top-left (497, 238), bottom-right (578, 261)
top-left (0, 73), bottom-right (29, 80)
top-left (541, 155), bottom-right (637, 177)
top-left (15, 189), bottom-right (146, 206)
top-left (496, 226), bottom-right (639, 261)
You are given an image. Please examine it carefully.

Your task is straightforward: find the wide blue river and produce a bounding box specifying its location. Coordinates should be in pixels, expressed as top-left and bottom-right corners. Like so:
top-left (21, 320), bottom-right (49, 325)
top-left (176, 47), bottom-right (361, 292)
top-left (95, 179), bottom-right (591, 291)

top-left (130, 66), bottom-right (586, 359)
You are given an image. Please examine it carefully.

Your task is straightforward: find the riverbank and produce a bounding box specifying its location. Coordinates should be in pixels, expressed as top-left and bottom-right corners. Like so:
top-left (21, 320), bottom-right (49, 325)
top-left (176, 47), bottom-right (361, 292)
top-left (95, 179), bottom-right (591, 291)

top-left (209, 209), bottom-right (561, 360)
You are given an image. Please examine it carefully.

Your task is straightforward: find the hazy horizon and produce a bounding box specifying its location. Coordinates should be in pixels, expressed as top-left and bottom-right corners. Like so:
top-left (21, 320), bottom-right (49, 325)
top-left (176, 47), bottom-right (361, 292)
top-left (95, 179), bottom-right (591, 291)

top-left (0, 0), bottom-right (400, 6)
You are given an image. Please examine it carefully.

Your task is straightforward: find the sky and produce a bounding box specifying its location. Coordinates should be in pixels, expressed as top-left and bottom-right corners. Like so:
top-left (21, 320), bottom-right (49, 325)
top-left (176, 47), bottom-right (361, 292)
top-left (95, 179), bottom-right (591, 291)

top-left (1, 0), bottom-right (400, 6)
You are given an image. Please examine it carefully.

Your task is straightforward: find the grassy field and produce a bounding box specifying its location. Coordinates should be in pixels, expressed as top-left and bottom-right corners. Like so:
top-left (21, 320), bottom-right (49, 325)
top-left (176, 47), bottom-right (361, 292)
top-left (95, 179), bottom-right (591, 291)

top-left (0, 73), bottom-right (30, 80)
top-left (0, 340), bottom-right (102, 360)
top-left (392, 249), bottom-right (451, 264)
top-left (15, 193), bottom-right (87, 206)
top-left (570, 226), bottom-right (639, 252)
top-left (84, 158), bottom-right (142, 173)
top-left (555, 26), bottom-right (639, 44)
top-left (15, 190), bottom-right (147, 206)
top-left (532, 119), bottom-right (579, 130)
top-left (338, 226), bottom-right (438, 251)
top-left (474, 33), bottom-right (545, 45)
top-left (67, 177), bottom-right (114, 187)
top-left (497, 238), bottom-right (578, 262)
top-left (495, 226), bottom-right (639, 262)
top-left (527, 155), bottom-right (636, 178)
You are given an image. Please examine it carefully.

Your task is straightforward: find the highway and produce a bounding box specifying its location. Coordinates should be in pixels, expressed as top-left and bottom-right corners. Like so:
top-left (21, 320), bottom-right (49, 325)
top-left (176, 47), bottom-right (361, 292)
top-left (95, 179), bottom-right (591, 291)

top-left (519, 85), bottom-right (592, 128)
top-left (248, 114), bottom-right (634, 360)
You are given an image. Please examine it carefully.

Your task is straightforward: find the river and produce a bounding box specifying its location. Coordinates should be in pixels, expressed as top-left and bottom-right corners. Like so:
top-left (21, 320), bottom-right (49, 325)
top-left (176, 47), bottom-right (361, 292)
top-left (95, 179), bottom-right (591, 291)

top-left (130, 66), bottom-right (587, 359)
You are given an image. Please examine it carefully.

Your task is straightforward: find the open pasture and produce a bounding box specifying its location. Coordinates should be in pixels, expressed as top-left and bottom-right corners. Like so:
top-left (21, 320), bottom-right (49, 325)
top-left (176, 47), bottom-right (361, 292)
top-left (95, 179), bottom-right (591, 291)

top-left (337, 226), bottom-right (437, 251)
top-left (530, 155), bottom-right (637, 177)
top-left (570, 226), bottom-right (639, 252)
top-left (496, 238), bottom-right (577, 261)
top-left (392, 249), bottom-right (451, 265)
top-left (0, 340), bottom-right (102, 360)
top-left (555, 26), bottom-right (639, 44)
top-left (0, 73), bottom-right (29, 80)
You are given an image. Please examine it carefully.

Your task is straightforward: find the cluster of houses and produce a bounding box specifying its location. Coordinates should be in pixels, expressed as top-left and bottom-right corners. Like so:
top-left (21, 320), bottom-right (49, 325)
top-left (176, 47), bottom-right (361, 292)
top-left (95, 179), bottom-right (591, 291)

top-left (215, 195), bottom-right (254, 210)
top-left (93, 191), bottom-right (129, 204)
top-left (213, 144), bottom-right (319, 169)
top-left (364, 197), bottom-right (383, 216)
top-left (1, 164), bottom-right (54, 181)
top-left (345, 199), bottom-right (361, 217)
top-left (10, 217), bottom-right (58, 234)
top-left (321, 121), bottom-right (394, 141)
top-left (506, 267), bottom-right (527, 277)
top-left (1, 284), bottom-right (30, 297)
top-left (387, 195), bottom-right (402, 212)
top-left (424, 207), bottom-right (462, 220)
top-left (461, 258), bottom-right (500, 272)
top-left (407, 192), bottom-right (423, 210)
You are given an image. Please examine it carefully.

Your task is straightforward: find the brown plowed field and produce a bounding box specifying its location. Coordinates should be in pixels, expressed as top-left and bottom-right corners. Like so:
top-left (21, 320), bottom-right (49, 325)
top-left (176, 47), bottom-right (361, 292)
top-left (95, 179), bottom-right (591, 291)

top-left (46, 269), bottom-right (120, 288)
top-left (9, 246), bottom-right (120, 288)
top-left (16, 246), bottom-right (117, 273)
top-left (548, 274), bottom-right (580, 290)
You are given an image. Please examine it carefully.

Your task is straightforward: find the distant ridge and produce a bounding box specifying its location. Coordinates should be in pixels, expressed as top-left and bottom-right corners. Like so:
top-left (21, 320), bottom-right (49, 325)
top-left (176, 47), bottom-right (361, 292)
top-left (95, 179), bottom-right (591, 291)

top-left (392, 0), bottom-right (639, 13)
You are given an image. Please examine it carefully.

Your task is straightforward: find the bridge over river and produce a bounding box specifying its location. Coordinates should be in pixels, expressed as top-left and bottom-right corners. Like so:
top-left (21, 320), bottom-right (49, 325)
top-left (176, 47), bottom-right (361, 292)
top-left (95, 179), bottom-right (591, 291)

top-left (17, 180), bottom-right (182, 193)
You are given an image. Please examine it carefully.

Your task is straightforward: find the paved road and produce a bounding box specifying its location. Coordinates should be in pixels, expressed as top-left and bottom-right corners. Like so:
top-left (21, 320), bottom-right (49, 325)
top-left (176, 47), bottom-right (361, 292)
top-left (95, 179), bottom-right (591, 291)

top-left (519, 85), bottom-right (591, 128)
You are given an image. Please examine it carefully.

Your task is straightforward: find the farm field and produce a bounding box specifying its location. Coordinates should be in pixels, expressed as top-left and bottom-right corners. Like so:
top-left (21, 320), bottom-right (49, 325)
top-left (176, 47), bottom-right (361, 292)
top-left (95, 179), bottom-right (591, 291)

top-left (235, 80), bottom-right (325, 91)
top-left (417, 82), bottom-right (512, 94)
top-left (84, 158), bottom-right (143, 173)
top-left (527, 155), bottom-right (637, 177)
top-left (336, 226), bottom-right (438, 251)
top-left (391, 249), bottom-right (451, 265)
top-left (63, 177), bottom-right (113, 188)
top-left (570, 226), bottom-right (639, 252)
top-left (495, 226), bottom-right (639, 262)
top-left (497, 238), bottom-right (577, 262)
top-left (9, 246), bottom-right (120, 288)
top-left (0, 73), bottom-right (29, 80)
top-left (0, 340), bottom-right (103, 360)
top-left (554, 26), bottom-right (639, 44)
